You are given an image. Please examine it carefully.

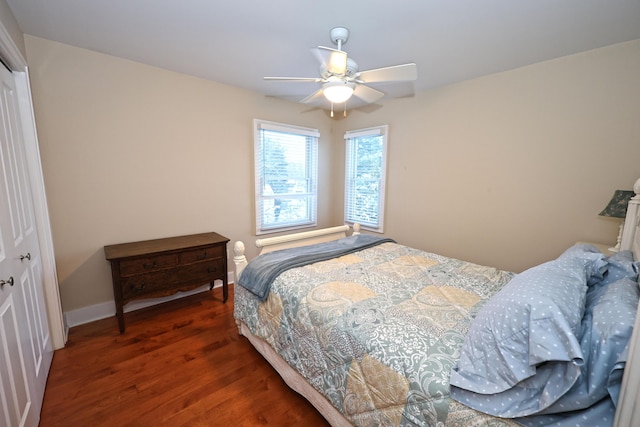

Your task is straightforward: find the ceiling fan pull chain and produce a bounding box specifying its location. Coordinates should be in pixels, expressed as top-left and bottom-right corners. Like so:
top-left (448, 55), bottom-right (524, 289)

top-left (330, 102), bottom-right (334, 118)
top-left (343, 102), bottom-right (347, 118)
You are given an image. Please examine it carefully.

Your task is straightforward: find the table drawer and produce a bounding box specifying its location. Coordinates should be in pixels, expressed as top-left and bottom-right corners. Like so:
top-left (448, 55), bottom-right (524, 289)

top-left (178, 245), bottom-right (224, 265)
top-left (121, 259), bottom-right (225, 301)
top-left (119, 253), bottom-right (177, 277)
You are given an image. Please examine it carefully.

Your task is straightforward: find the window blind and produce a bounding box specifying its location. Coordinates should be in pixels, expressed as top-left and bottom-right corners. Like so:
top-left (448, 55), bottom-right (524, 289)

top-left (344, 125), bottom-right (388, 233)
top-left (254, 119), bottom-right (318, 234)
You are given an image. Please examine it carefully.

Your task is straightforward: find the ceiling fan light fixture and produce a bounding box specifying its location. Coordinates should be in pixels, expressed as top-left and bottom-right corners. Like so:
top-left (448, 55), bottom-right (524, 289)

top-left (323, 80), bottom-right (355, 103)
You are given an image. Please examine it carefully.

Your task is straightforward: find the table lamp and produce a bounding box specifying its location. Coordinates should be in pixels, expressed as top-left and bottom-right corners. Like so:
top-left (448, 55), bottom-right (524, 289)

top-left (599, 189), bottom-right (635, 252)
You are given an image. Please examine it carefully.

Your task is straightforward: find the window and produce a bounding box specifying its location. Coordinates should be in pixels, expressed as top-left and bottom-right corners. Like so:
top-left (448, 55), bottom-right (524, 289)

top-left (344, 125), bottom-right (388, 233)
top-left (254, 119), bottom-right (319, 234)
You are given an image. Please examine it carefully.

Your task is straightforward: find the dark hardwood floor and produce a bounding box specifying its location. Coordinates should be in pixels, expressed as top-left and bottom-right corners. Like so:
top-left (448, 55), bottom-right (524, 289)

top-left (39, 285), bottom-right (330, 426)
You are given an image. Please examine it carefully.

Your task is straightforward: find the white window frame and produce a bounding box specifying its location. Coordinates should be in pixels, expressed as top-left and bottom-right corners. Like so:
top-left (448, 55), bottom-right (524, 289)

top-left (344, 125), bottom-right (388, 233)
top-left (254, 119), bottom-right (319, 235)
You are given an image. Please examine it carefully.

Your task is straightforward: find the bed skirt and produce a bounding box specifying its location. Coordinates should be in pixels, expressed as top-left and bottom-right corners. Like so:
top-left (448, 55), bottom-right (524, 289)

top-left (237, 320), bottom-right (351, 426)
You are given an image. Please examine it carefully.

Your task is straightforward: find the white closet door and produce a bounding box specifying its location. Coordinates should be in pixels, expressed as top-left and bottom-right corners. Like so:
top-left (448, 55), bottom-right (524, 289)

top-left (0, 63), bottom-right (52, 427)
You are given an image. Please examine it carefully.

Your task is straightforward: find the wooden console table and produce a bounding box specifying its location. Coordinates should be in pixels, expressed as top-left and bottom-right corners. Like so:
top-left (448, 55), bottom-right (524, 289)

top-left (104, 232), bottom-right (229, 333)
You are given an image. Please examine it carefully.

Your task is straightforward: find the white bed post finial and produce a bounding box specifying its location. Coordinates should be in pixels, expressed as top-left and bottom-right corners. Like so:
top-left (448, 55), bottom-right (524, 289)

top-left (233, 241), bottom-right (247, 283)
top-left (352, 223), bottom-right (361, 235)
top-left (619, 178), bottom-right (640, 252)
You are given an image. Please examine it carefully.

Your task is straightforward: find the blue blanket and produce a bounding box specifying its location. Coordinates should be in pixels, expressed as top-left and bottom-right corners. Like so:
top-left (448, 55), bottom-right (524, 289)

top-left (238, 234), bottom-right (394, 301)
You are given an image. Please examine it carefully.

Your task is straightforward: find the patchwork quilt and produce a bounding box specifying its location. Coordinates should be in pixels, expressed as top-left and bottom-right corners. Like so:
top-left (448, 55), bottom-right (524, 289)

top-left (234, 241), bottom-right (521, 426)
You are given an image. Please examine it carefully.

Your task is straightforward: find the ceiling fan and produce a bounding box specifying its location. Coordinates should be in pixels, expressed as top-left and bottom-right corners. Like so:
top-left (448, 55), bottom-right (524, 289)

top-left (264, 27), bottom-right (418, 117)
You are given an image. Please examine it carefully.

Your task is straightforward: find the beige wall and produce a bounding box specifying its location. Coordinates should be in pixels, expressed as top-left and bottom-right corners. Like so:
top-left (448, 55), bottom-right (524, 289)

top-left (24, 34), bottom-right (640, 315)
top-left (24, 35), bottom-right (337, 312)
top-left (337, 39), bottom-right (640, 272)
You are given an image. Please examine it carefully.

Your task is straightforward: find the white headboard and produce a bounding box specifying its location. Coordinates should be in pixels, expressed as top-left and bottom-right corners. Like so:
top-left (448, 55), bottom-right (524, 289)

top-left (619, 177), bottom-right (640, 255)
top-left (613, 177), bottom-right (640, 427)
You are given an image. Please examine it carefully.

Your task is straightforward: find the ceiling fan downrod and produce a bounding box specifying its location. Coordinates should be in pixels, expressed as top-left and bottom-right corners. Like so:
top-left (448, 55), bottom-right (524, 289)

top-left (330, 27), bottom-right (349, 51)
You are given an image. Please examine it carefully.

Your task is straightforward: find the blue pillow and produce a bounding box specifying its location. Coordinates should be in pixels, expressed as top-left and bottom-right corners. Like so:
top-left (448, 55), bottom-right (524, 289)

top-left (596, 250), bottom-right (638, 287)
top-left (450, 245), bottom-right (606, 418)
top-left (556, 243), bottom-right (608, 285)
top-left (537, 277), bottom-right (638, 412)
top-left (516, 277), bottom-right (639, 425)
top-left (592, 277), bottom-right (638, 407)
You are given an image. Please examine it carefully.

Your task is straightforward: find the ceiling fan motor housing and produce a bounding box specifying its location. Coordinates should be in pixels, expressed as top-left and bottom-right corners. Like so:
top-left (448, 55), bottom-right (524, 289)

top-left (321, 58), bottom-right (358, 79)
top-left (345, 58), bottom-right (358, 77)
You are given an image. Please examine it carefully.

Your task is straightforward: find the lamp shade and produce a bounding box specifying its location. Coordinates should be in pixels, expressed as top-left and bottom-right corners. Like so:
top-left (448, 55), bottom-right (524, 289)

top-left (323, 81), bottom-right (355, 103)
top-left (599, 190), bottom-right (635, 218)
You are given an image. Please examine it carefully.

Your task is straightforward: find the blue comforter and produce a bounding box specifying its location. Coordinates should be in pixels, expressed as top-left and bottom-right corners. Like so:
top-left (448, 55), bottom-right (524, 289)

top-left (237, 234), bottom-right (395, 301)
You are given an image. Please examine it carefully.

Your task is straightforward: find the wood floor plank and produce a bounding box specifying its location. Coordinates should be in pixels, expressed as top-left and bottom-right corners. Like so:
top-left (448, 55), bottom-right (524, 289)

top-left (39, 285), bottom-right (330, 426)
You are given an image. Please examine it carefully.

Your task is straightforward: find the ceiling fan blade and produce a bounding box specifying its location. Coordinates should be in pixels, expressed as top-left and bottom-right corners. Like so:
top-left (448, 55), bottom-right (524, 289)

top-left (313, 46), bottom-right (347, 75)
top-left (353, 84), bottom-right (385, 104)
top-left (358, 63), bottom-right (418, 83)
top-left (300, 88), bottom-right (325, 104)
top-left (264, 76), bottom-right (323, 82)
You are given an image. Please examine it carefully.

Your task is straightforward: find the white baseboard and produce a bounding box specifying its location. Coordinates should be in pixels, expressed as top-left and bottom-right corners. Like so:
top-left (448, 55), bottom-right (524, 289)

top-left (64, 272), bottom-right (235, 328)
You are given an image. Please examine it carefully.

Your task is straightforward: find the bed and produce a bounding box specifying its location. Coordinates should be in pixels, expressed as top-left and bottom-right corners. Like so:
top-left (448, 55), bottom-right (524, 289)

top-left (232, 178), bottom-right (640, 427)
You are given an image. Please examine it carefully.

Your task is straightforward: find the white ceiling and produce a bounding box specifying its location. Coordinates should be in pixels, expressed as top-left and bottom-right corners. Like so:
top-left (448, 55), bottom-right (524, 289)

top-left (7, 0), bottom-right (640, 110)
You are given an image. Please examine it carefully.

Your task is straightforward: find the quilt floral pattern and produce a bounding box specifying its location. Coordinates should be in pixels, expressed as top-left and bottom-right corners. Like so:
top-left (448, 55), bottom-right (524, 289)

top-left (234, 242), bottom-right (521, 426)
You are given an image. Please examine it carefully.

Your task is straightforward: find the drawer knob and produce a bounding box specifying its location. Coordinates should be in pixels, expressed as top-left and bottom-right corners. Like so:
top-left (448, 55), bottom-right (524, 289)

top-left (131, 283), bottom-right (146, 292)
top-left (20, 253), bottom-right (31, 262)
top-left (143, 261), bottom-right (158, 269)
top-left (197, 251), bottom-right (208, 260)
